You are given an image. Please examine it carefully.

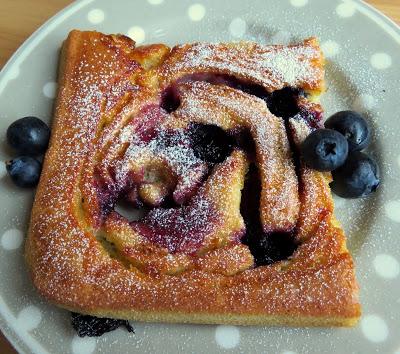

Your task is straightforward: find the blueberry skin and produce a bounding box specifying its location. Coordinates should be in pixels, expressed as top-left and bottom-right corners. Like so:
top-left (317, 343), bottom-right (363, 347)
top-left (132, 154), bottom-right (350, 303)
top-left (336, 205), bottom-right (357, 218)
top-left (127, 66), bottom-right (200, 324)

top-left (324, 111), bottom-right (371, 152)
top-left (331, 151), bottom-right (380, 198)
top-left (266, 87), bottom-right (300, 119)
top-left (71, 313), bottom-right (134, 337)
top-left (246, 231), bottom-right (297, 267)
top-left (301, 129), bottom-right (349, 172)
top-left (5, 157), bottom-right (42, 188)
top-left (189, 123), bottom-right (234, 163)
top-left (7, 116), bottom-right (50, 155)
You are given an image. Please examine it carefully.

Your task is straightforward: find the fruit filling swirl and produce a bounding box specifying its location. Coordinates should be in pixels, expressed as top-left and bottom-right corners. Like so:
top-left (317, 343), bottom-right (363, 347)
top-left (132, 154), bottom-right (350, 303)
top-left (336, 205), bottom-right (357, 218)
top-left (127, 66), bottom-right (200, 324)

top-left (90, 39), bottom-right (325, 267)
top-left (93, 79), bottom-right (323, 264)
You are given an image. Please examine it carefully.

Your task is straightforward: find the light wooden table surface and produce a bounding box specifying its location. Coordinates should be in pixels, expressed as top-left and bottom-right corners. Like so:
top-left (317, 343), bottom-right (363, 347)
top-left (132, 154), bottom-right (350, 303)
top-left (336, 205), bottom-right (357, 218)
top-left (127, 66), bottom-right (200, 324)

top-left (0, 0), bottom-right (399, 353)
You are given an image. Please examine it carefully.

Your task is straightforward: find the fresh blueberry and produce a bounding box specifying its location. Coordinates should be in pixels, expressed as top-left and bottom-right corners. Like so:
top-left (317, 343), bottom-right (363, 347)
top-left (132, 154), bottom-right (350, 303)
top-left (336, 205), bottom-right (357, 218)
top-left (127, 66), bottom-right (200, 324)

top-left (5, 157), bottom-right (42, 188)
top-left (301, 129), bottom-right (349, 171)
top-left (331, 151), bottom-right (380, 198)
top-left (6, 116), bottom-right (50, 155)
top-left (324, 111), bottom-right (371, 152)
top-left (189, 123), bottom-right (233, 163)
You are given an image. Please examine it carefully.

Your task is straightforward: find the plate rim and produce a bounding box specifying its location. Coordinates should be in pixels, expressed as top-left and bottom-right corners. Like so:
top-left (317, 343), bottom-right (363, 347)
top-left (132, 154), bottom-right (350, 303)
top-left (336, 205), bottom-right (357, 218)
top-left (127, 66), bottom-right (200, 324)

top-left (0, 0), bottom-right (399, 353)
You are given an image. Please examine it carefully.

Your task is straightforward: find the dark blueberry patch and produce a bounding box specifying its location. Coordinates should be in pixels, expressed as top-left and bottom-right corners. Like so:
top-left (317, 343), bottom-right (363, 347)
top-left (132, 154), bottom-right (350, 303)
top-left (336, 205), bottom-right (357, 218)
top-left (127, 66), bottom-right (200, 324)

top-left (265, 87), bottom-right (300, 119)
top-left (158, 195), bottom-right (180, 209)
top-left (246, 231), bottom-right (297, 267)
top-left (229, 128), bottom-right (256, 159)
top-left (160, 86), bottom-right (181, 113)
top-left (240, 164), bottom-right (298, 266)
top-left (189, 123), bottom-right (234, 163)
top-left (178, 73), bottom-right (270, 101)
top-left (239, 164), bottom-right (261, 238)
top-left (71, 313), bottom-right (134, 337)
top-left (220, 76), bottom-right (269, 101)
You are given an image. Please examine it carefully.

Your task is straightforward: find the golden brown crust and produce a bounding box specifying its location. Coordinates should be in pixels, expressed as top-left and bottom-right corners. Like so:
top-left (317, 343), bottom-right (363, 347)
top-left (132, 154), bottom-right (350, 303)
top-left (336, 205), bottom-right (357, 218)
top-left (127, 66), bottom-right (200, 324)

top-left (156, 38), bottom-right (325, 92)
top-left (174, 81), bottom-right (300, 232)
top-left (26, 30), bottom-right (360, 326)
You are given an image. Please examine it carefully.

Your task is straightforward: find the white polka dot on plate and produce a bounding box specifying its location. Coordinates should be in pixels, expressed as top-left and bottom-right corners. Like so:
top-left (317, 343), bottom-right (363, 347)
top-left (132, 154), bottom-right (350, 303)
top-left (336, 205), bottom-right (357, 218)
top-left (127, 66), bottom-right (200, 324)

top-left (87, 9), bottom-right (105, 24)
top-left (127, 26), bottom-right (146, 45)
top-left (321, 40), bottom-right (340, 58)
top-left (374, 254), bottom-right (400, 279)
top-left (370, 52), bottom-right (392, 70)
top-left (336, 2), bottom-right (356, 17)
top-left (16, 305), bottom-right (42, 331)
top-left (187, 3), bottom-right (206, 21)
top-left (1, 229), bottom-right (24, 250)
top-left (71, 336), bottom-right (96, 354)
top-left (229, 18), bottom-right (247, 38)
top-left (42, 81), bottom-right (57, 99)
top-left (352, 93), bottom-right (376, 112)
top-left (215, 325), bottom-right (240, 349)
top-left (361, 314), bottom-right (388, 343)
top-left (282, 351), bottom-right (297, 354)
top-left (290, 0), bottom-right (308, 7)
top-left (271, 30), bottom-right (292, 44)
top-left (385, 200), bottom-right (400, 223)
top-left (147, 0), bottom-right (164, 4)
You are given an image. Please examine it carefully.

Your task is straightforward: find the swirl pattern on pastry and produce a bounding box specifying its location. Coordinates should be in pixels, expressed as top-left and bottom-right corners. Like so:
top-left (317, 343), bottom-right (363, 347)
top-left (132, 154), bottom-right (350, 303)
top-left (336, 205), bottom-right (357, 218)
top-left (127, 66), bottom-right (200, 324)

top-left (26, 31), bottom-right (360, 326)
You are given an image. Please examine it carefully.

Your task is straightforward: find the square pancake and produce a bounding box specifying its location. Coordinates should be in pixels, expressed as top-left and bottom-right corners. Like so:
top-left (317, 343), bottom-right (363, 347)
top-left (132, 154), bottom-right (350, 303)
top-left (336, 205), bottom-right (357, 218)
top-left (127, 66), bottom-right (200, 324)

top-left (26, 30), bottom-right (360, 326)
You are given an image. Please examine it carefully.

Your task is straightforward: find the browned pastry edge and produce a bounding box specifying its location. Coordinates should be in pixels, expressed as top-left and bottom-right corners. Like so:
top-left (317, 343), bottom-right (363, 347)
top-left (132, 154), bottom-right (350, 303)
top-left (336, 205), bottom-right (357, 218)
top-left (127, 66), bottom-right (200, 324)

top-left (25, 30), bottom-right (360, 327)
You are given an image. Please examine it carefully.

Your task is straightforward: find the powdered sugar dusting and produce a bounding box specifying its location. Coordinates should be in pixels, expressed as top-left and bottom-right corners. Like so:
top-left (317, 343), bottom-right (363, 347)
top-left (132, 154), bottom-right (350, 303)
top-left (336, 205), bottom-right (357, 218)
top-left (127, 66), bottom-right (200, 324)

top-left (26, 31), bottom-right (359, 326)
top-left (159, 40), bottom-right (323, 91)
top-left (136, 195), bottom-right (215, 253)
top-left (119, 127), bottom-right (206, 205)
top-left (27, 33), bottom-right (145, 303)
top-left (175, 81), bottom-right (299, 231)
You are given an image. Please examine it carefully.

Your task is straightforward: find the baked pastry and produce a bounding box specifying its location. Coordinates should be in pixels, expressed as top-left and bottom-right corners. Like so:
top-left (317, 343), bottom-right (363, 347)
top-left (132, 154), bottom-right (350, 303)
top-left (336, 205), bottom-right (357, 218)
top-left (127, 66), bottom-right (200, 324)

top-left (26, 30), bottom-right (361, 326)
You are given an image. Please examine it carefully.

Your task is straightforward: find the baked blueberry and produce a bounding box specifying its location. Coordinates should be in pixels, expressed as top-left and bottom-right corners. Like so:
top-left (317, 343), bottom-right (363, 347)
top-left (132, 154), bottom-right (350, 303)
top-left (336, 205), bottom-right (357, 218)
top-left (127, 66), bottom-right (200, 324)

top-left (160, 86), bottom-right (180, 113)
top-left (247, 232), bottom-right (297, 267)
top-left (5, 157), bottom-right (41, 188)
top-left (266, 87), bottom-right (300, 119)
top-left (240, 164), bottom-right (298, 266)
top-left (301, 129), bottom-right (349, 171)
top-left (331, 151), bottom-right (380, 198)
top-left (71, 313), bottom-right (134, 337)
top-left (6, 116), bottom-right (50, 155)
top-left (324, 111), bottom-right (370, 152)
top-left (189, 123), bottom-right (233, 163)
